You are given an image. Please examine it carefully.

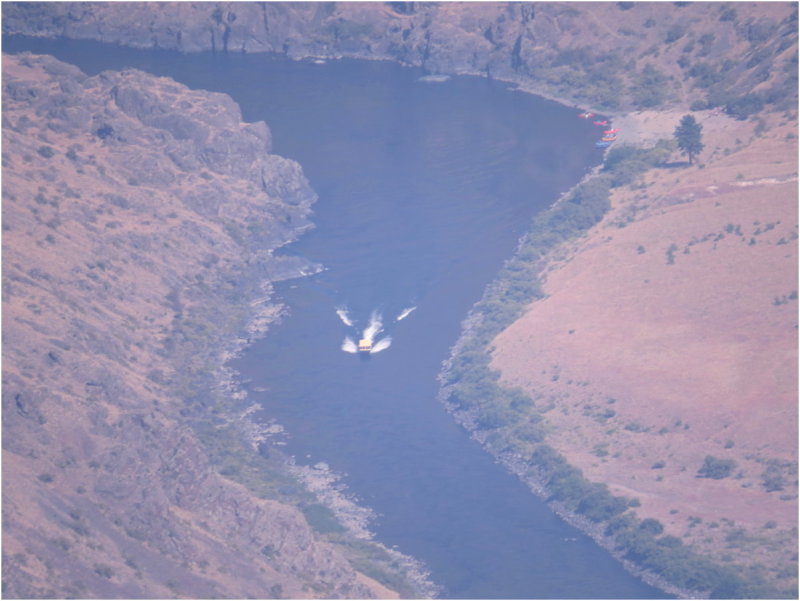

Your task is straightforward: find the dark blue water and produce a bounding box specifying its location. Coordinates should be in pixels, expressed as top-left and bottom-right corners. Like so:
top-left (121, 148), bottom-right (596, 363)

top-left (5, 37), bottom-right (665, 599)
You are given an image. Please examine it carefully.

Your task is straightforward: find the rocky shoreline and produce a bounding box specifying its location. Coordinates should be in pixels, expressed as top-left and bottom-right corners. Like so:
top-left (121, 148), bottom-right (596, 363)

top-left (213, 275), bottom-right (440, 599)
top-left (4, 2), bottom-right (794, 117)
top-left (1, 51), bottom-right (421, 599)
top-left (4, 2), bottom-right (795, 598)
top-left (433, 177), bottom-right (697, 598)
top-left (435, 99), bottom-right (797, 598)
top-left (437, 386), bottom-right (698, 600)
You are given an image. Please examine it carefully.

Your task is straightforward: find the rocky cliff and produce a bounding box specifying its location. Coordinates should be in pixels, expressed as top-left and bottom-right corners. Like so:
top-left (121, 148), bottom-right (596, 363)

top-left (2, 2), bottom-right (797, 112)
top-left (2, 52), bottom-right (410, 599)
top-left (2, 2), bottom-right (797, 598)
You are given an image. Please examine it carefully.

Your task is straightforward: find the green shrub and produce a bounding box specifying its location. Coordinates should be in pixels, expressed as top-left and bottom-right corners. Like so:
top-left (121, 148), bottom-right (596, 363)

top-left (665, 24), bottom-right (687, 44)
top-left (761, 464), bottom-right (787, 492)
top-left (697, 33), bottom-right (715, 56)
top-left (725, 94), bottom-right (764, 120)
top-left (529, 444), bottom-right (629, 520)
top-left (602, 142), bottom-right (671, 186)
top-left (576, 485), bottom-right (629, 522)
top-left (610, 514), bottom-right (765, 597)
top-left (688, 62), bottom-right (724, 89)
top-left (331, 19), bottom-right (372, 40)
top-left (475, 404), bottom-right (516, 430)
top-left (689, 100), bottom-right (711, 111)
top-left (639, 517), bottom-right (664, 535)
top-left (631, 64), bottom-right (669, 109)
top-left (606, 512), bottom-right (638, 535)
top-left (95, 124), bottom-right (114, 139)
top-left (697, 455), bottom-right (737, 479)
top-left (300, 503), bottom-right (345, 534)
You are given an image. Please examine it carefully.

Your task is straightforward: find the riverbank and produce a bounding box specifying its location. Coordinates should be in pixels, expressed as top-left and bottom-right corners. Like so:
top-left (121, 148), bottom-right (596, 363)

top-left (4, 3), bottom-right (795, 115)
top-left (1, 51), bottom-right (426, 599)
top-left (440, 105), bottom-right (797, 597)
top-left (4, 3), bottom-right (795, 597)
top-left (212, 288), bottom-right (440, 599)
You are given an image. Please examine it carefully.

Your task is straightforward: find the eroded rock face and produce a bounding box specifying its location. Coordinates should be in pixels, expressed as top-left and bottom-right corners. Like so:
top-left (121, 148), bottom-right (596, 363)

top-left (3, 2), bottom-right (797, 111)
top-left (1, 52), bottom-right (391, 599)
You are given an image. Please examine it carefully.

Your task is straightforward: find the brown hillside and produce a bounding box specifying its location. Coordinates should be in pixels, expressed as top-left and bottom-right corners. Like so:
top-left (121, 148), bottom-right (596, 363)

top-left (491, 109), bottom-right (797, 590)
top-left (2, 1), bottom-right (797, 597)
top-left (3, 2), bottom-right (796, 112)
top-left (1, 53), bottom-right (404, 599)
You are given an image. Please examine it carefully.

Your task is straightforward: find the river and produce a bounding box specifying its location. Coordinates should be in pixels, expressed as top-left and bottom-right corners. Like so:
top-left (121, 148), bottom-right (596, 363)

top-left (5, 37), bottom-right (665, 599)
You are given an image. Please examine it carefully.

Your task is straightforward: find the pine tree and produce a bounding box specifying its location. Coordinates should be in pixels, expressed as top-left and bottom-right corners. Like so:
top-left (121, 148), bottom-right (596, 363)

top-left (673, 114), bottom-right (704, 165)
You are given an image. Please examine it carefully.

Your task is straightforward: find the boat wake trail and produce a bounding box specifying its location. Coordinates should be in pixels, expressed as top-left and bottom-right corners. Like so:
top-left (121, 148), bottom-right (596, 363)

top-left (396, 306), bottom-right (416, 321)
top-left (362, 310), bottom-right (384, 341)
top-left (370, 337), bottom-right (392, 354)
top-left (336, 307), bottom-right (354, 327)
top-left (339, 309), bottom-right (394, 354)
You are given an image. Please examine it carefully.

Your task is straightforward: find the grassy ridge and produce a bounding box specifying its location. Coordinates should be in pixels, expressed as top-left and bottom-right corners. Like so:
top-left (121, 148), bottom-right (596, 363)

top-left (438, 141), bottom-right (786, 598)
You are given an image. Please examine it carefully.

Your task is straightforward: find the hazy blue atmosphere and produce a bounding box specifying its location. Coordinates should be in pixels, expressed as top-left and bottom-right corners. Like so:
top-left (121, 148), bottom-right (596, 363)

top-left (5, 36), bottom-right (665, 599)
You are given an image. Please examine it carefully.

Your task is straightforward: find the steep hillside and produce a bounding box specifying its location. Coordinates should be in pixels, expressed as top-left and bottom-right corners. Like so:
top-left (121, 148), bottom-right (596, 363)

top-left (491, 109), bottom-right (797, 597)
top-left (3, 2), bottom-right (796, 113)
top-left (2, 2), bottom-right (797, 598)
top-left (1, 52), bottom-right (415, 599)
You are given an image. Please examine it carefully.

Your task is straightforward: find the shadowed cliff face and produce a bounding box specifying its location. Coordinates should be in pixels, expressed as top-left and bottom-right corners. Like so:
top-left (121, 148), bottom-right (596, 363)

top-left (2, 2), bottom-right (797, 112)
top-left (1, 52), bottom-right (401, 599)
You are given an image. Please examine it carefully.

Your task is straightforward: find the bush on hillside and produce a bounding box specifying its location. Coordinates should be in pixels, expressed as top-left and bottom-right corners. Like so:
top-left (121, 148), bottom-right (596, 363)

top-left (725, 93), bottom-right (764, 119)
top-left (688, 62), bottom-right (724, 89)
top-left (602, 141), bottom-right (673, 186)
top-left (630, 64), bottom-right (670, 109)
top-left (697, 455), bottom-right (737, 479)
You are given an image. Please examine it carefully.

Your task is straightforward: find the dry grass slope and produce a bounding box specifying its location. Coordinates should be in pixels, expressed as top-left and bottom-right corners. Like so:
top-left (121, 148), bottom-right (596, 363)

top-left (1, 53), bottom-right (406, 600)
top-left (491, 106), bottom-right (797, 595)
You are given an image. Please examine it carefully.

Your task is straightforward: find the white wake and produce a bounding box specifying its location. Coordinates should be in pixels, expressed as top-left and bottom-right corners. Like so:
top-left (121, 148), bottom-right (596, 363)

top-left (396, 306), bottom-right (417, 321)
top-left (339, 309), bottom-right (394, 355)
top-left (336, 307), bottom-right (354, 327)
top-left (361, 310), bottom-right (383, 342)
top-left (370, 337), bottom-right (392, 354)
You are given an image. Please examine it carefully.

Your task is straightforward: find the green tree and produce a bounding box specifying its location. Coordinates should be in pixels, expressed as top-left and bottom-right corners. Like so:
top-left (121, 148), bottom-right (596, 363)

top-left (673, 114), bottom-right (704, 164)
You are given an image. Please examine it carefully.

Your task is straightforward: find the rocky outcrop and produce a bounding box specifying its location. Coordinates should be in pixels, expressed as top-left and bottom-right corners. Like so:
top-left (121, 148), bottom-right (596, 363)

top-left (3, 3), bottom-right (796, 597)
top-left (2, 52), bottom-right (406, 599)
top-left (2, 2), bottom-right (797, 112)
